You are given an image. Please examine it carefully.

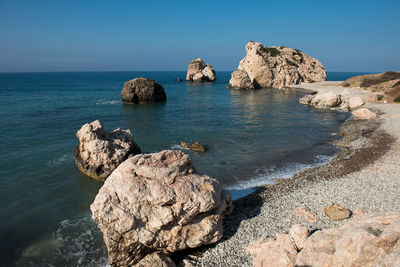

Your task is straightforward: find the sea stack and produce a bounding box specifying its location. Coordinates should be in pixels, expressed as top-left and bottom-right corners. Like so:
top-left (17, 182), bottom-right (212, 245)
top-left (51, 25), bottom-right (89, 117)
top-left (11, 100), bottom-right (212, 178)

top-left (186, 58), bottom-right (216, 82)
top-left (121, 77), bottom-right (166, 104)
top-left (73, 120), bottom-right (141, 180)
top-left (229, 41), bottom-right (326, 89)
top-left (90, 150), bottom-right (232, 266)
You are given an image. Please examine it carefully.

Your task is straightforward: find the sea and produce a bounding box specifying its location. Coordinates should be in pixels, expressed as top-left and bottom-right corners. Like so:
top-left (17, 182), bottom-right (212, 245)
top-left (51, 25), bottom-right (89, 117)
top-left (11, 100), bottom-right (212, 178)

top-left (0, 71), bottom-right (369, 266)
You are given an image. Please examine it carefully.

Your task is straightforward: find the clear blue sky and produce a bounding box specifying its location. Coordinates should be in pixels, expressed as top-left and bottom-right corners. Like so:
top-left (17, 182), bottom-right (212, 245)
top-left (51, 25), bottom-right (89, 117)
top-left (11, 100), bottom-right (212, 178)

top-left (0, 0), bottom-right (399, 72)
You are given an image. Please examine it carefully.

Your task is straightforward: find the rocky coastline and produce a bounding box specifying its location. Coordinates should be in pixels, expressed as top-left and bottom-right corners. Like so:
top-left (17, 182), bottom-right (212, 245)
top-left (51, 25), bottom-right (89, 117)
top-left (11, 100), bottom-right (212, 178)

top-left (83, 73), bottom-right (400, 266)
top-left (188, 82), bottom-right (400, 266)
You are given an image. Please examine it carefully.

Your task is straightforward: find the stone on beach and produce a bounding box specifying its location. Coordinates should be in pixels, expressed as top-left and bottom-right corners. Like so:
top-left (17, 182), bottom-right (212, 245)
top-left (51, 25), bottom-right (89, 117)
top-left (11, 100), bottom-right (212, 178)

top-left (121, 77), bottom-right (167, 104)
top-left (324, 204), bottom-right (351, 221)
top-left (353, 108), bottom-right (377, 120)
top-left (292, 205), bottom-right (318, 223)
top-left (73, 120), bottom-right (141, 180)
top-left (248, 234), bottom-right (298, 267)
top-left (186, 58), bottom-right (216, 82)
top-left (229, 41), bottom-right (326, 89)
top-left (248, 213), bottom-right (400, 267)
top-left (90, 150), bottom-right (232, 266)
top-left (296, 213), bottom-right (400, 267)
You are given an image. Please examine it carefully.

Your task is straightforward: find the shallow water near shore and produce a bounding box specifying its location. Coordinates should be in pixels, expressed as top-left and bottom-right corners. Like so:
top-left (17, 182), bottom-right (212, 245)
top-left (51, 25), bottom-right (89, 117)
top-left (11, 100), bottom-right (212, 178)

top-left (0, 71), bottom-right (359, 265)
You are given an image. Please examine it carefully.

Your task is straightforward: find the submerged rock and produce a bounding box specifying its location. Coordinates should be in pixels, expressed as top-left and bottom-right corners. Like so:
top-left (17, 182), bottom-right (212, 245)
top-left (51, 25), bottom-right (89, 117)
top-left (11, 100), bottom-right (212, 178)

top-left (229, 41), bottom-right (326, 89)
top-left (181, 141), bottom-right (206, 152)
top-left (186, 58), bottom-right (216, 82)
top-left (73, 120), bottom-right (141, 180)
top-left (121, 77), bottom-right (166, 104)
top-left (324, 204), bottom-right (351, 221)
top-left (90, 150), bottom-right (232, 266)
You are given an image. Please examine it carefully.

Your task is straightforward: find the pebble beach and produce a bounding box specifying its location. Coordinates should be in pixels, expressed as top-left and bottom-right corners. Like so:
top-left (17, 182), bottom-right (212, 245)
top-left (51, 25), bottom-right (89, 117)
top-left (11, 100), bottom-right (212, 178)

top-left (192, 82), bottom-right (400, 266)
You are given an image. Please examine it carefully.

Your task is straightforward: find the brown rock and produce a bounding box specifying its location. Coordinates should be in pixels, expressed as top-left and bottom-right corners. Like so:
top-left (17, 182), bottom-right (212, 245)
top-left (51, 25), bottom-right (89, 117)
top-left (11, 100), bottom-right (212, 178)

top-left (90, 150), bottom-right (232, 266)
top-left (181, 141), bottom-right (206, 152)
top-left (324, 204), bottom-right (351, 221)
top-left (229, 42), bottom-right (326, 89)
top-left (353, 108), bottom-right (377, 120)
top-left (73, 120), bottom-right (141, 180)
top-left (121, 77), bottom-right (166, 104)
top-left (248, 234), bottom-right (298, 267)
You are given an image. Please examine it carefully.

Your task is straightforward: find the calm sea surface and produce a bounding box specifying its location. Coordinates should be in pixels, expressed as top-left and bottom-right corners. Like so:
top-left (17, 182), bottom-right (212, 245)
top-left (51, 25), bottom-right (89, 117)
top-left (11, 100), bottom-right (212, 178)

top-left (0, 71), bottom-right (366, 266)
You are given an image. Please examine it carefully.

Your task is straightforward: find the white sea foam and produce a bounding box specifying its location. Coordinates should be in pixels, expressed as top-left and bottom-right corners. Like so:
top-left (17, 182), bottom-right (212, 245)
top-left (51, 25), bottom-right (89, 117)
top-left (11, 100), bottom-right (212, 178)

top-left (17, 214), bottom-right (109, 266)
top-left (47, 154), bottom-right (72, 166)
top-left (170, 144), bottom-right (190, 150)
top-left (96, 99), bottom-right (121, 105)
top-left (226, 154), bottom-right (335, 191)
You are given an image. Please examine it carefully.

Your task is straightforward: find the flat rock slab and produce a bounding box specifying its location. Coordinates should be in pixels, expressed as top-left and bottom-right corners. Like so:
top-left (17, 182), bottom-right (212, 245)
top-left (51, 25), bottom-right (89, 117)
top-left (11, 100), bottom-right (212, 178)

top-left (324, 204), bottom-right (351, 221)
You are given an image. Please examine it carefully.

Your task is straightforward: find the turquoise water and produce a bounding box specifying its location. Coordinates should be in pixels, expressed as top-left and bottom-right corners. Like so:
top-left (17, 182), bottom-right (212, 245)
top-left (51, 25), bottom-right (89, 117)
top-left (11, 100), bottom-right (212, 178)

top-left (0, 71), bottom-right (358, 266)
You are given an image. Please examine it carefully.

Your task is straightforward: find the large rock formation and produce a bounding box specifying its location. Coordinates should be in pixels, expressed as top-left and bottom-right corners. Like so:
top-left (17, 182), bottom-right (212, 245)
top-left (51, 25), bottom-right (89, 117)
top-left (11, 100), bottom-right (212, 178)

top-left (186, 58), bottom-right (216, 82)
top-left (248, 213), bottom-right (400, 267)
top-left (74, 120), bottom-right (141, 180)
top-left (229, 41), bottom-right (326, 89)
top-left (342, 71), bottom-right (400, 102)
top-left (121, 77), bottom-right (166, 104)
top-left (90, 150), bottom-right (232, 266)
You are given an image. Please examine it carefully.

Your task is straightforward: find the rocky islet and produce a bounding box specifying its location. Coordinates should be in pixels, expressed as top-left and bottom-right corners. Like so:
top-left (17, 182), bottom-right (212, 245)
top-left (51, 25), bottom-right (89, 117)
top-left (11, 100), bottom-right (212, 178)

top-left (229, 41), bottom-right (327, 89)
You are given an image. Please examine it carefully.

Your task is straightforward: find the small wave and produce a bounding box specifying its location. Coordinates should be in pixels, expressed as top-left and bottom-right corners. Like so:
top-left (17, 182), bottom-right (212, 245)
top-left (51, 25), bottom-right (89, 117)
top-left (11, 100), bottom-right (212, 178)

top-left (47, 154), bottom-right (72, 166)
top-left (226, 154), bottom-right (335, 190)
top-left (170, 144), bottom-right (190, 150)
top-left (17, 214), bottom-right (109, 266)
top-left (96, 99), bottom-right (121, 105)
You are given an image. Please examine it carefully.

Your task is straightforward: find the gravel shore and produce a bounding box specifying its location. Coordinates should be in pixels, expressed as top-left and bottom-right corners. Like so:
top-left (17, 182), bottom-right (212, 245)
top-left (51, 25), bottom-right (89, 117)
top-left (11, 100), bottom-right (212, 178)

top-left (183, 82), bottom-right (400, 267)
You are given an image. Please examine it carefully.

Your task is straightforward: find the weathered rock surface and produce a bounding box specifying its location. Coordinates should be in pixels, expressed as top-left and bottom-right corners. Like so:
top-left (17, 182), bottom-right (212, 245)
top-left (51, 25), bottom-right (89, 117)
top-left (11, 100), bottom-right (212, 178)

top-left (248, 234), bottom-right (298, 267)
top-left (296, 213), bottom-right (400, 267)
top-left (353, 108), bottom-right (377, 120)
top-left (248, 213), bottom-right (400, 267)
top-left (74, 120), bottom-right (141, 180)
top-left (229, 41), bottom-right (326, 89)
top-left (186, 58), bottom-right (216, 82)
top-left (134, 253), bottom-right (175, 267)
top-left (289, 224), bottom-right (309, 250)
top-left (324, 204), bottom-right (351, 221)
top-left (299, 91), bottom-right (366, 111)
top-left (90, 150), bottom-right (232, 266)
top-left (121, 77), bottom-right (166, 104)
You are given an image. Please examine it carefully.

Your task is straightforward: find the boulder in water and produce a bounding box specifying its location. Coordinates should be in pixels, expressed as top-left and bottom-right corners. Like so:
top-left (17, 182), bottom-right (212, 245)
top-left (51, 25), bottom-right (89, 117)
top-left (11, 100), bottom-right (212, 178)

top-left (121, 77), bottom-right (166, 104)
top-left (73, 120), bottom-right (141, 180)
top-left (186, 58), bottom-right (216, 82)
top-left (229, 42), bottom-right (326, 89)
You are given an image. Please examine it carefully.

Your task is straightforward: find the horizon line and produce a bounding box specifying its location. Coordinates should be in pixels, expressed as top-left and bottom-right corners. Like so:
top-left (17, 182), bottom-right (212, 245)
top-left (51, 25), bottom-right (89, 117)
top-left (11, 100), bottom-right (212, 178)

top-left (0, 70), bottom-right (382, 74)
